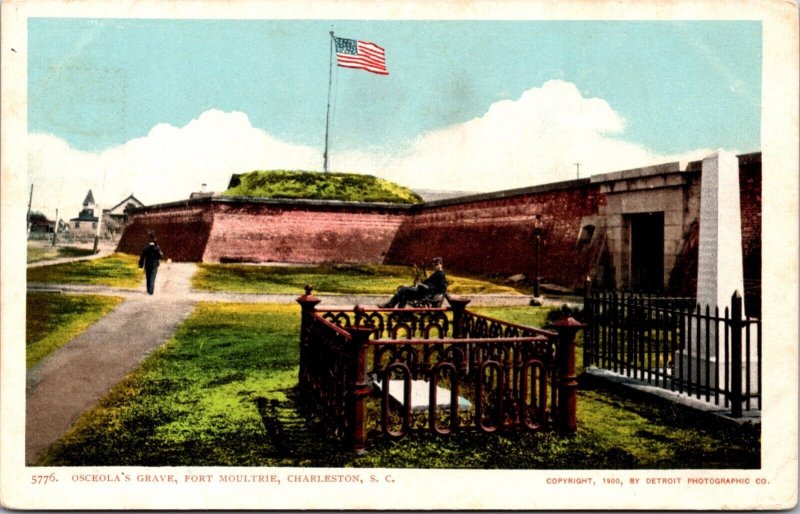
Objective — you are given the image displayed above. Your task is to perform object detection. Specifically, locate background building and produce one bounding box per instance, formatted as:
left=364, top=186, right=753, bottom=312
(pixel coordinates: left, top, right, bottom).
left=69, top=190, right=144, bottom=241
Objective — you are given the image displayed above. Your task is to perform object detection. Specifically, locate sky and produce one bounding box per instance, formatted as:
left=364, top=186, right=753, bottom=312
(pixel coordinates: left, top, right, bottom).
left=27, top=18, right=762, bottom=218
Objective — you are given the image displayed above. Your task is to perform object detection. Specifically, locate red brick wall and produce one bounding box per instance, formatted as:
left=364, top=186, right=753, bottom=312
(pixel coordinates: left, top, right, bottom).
left=739, top=158, right=761, bottom=296
left=202, top=202, right=410, bottom=264
left=116, top=202, right=214, bottom=261
left=386, top=182, right=602, bottom=290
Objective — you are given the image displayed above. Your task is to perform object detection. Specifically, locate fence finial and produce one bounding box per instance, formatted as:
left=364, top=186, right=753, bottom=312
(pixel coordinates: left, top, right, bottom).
left=296, top=285, right=320, bottom=306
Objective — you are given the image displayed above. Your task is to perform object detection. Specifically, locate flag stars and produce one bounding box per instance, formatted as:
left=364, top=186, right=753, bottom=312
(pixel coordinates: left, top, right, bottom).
left=335, top=37, right=358, bottom=55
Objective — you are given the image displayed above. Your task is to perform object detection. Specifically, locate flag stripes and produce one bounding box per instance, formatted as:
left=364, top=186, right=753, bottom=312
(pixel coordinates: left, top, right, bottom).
left=333, top=36, right=388, bottom=75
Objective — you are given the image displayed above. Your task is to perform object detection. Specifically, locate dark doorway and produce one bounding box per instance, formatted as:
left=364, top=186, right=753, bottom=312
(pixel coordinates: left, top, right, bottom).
left=629, top=212, right=664, bottom=292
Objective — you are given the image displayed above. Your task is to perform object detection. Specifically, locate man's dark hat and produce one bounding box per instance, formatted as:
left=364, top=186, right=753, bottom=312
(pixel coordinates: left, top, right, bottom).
left=432, top=257, right=443, bottom=265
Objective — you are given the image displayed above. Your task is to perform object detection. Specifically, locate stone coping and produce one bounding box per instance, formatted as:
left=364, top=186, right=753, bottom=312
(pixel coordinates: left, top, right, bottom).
left=591, top=151, right=761, bottom=184
left=419, top=177, right=591, bottom=207
left=590, top=161, right=686, bottom=184
left=130, top=195, right=417, bottom=214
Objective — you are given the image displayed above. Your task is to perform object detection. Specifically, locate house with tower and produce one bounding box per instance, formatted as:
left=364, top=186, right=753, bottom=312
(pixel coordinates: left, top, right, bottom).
left=69, top=190, right=99, bottom=238
left=70, top=190, right=144, bottom=240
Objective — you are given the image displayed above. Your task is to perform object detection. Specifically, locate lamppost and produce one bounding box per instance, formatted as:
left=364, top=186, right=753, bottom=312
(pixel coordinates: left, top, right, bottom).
left=532, top=215, right=544, bottom=298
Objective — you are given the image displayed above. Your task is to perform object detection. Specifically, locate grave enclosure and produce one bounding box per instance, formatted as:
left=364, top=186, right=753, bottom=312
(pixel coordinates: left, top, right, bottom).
left=296, top=287, right=582, bottom=452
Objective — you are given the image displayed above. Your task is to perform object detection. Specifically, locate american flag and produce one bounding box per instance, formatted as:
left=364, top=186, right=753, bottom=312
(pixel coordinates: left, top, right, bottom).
left=333, top=36, right=388, bottom=76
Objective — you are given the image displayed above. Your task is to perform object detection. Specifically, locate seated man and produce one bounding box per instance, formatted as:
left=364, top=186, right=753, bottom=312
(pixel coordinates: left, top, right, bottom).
left=379, top=257, right=448, bottom=308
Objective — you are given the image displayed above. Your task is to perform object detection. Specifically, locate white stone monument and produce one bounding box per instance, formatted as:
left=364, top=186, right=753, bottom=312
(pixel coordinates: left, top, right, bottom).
left=676, top=150, right=758, bottom=394
left=696, top=150, right=745, bottom=317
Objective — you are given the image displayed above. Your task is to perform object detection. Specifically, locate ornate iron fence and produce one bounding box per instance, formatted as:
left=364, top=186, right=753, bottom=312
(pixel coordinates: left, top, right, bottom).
left=583, top=280, right=761, bottom=417
left=297, top=287, right=582, bottom=452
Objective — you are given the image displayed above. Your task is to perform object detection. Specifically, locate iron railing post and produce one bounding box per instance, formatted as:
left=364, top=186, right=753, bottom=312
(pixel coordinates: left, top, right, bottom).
left=583, top=276, right=592, bottom=368
left=296, top=285, right=321, bottom=390
left=552, top=316, right=585, bottom=434
left=449, top=297, right=471, bottom=338
left=449, top=297, right=472, bottom=374
left=730, top=291, right=743, bottom=418
left=346, top=324, right=374, bottom=453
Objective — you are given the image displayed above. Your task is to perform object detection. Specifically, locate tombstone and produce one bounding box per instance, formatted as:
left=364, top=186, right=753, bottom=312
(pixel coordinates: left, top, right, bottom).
left=675, top=150, right=758, bottom=394
left=375, top=379, right=471, bottom=411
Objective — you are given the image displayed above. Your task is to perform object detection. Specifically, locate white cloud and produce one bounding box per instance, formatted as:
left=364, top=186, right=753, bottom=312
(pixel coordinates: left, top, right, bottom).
left=29, top=80, right=726, bottom=218
left=330, top=80, right=722, bottom=191
left=369, top=80, right=707, bottom=191
left=28, top=109, right=322, bottom=218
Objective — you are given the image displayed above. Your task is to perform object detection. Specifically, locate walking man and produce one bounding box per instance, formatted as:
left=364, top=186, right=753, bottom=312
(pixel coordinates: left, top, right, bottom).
left=139, top=231, right=165, bottom=295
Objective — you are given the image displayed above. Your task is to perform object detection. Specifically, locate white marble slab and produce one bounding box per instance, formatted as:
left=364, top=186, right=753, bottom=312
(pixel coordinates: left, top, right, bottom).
left=375, top=379, right=471, bottom=411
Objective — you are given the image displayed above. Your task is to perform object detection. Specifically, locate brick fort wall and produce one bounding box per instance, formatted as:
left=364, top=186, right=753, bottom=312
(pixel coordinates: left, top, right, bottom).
left=385, top=180, right=602, bottom=289
left=201, top=200, right=410, bottom=263
left=116, top=201, right=214, bottom=261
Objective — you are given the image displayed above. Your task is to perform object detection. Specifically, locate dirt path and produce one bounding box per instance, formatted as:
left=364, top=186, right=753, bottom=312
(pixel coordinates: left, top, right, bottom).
left=25, top=263, right=197, bottom=464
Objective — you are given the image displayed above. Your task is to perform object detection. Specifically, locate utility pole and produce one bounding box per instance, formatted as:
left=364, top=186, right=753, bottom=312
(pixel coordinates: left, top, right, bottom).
left=93, top=170, right=108, bottom=254
left=93, top=207, right=103, bottom=253
left=575, top=162, right=581, bottom=179
left=52, top=208, right=59, bottom=246
left=26, top=184, right=33, bottom=235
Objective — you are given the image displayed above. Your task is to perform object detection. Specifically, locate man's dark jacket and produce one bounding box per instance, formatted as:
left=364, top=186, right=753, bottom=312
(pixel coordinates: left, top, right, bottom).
left=139, top=243, right=162, bottom=270
left=421, top=270, right=448, bottom=295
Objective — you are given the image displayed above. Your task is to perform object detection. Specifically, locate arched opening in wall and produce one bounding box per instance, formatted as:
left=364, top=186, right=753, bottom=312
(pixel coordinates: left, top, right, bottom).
left=625, top=212, right=664, bottom=292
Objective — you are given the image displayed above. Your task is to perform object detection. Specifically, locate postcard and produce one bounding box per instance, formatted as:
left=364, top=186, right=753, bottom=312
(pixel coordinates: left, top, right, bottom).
left=1, top=0, right=797, bottom=510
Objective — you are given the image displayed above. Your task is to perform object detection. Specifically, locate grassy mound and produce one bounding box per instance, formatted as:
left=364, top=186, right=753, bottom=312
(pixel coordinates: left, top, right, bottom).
left=222, top=170, right=423, bottom=204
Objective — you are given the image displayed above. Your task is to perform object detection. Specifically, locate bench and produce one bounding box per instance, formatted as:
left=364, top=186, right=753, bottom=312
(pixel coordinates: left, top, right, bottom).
left=407, top=292, right=447, bottom=308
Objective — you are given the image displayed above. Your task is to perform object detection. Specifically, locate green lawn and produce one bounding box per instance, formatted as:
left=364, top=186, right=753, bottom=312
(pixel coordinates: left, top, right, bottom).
left=27, top=244, right=96, bottom=263
left=27, top=253, right=142, bottom=288
left=38, top=303, right=758, bottom=468
left=27, top=292, right=123, bottom=368
left=472, top=305, right=562, bottom=334
left=193, top=263, right=524, bottom=295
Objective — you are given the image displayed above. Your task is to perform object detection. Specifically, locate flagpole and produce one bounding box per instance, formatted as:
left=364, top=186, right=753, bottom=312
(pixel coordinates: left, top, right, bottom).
left=323, top=31, right=335, bottom=173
